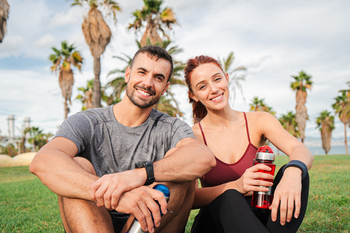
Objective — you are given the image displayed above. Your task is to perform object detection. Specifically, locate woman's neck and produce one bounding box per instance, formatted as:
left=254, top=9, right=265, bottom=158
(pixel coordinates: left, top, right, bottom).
left=203, top=106, right=241, bottom=129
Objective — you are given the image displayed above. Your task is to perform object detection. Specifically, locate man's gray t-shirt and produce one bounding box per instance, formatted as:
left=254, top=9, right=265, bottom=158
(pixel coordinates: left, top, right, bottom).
left=55, top=105, right=195, bottom=177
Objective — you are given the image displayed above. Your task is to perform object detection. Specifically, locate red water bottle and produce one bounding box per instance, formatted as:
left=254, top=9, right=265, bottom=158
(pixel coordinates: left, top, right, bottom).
left=251, top=146, right=276, bottom=209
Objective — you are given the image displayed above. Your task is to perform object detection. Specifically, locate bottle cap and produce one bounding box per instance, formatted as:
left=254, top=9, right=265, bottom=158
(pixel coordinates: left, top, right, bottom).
left=153, top=184, right=170, bottom=201
left=256, top=146, right=275, bottom=161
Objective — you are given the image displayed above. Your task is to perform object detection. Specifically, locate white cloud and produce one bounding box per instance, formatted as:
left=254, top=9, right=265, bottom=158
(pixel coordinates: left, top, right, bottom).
left=49, top=7, right=83, bottom=28
left=33, top=34, right=56, bottom=49
left=0, top=36, right=24, bottom=58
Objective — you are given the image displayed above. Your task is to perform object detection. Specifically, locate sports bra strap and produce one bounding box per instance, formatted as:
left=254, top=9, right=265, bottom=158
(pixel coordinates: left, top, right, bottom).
left=198, top=121, right=207, bottom=146
left=243, top=112, right=251, bottom=143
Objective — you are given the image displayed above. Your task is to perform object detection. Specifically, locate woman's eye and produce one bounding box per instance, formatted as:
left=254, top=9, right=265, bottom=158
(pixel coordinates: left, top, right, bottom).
left=199, top=85, right=206, bottom=90
left=215, top=77, right=222, bottom=82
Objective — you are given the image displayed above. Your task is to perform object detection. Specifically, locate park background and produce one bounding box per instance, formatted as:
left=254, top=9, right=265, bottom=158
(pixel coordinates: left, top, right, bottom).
left=0, top=0, right=350, bottom=156
left=0, top=1, right=349, bottom=232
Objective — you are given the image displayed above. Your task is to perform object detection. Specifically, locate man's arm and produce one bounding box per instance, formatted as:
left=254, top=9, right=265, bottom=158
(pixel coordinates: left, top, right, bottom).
left=91, top=137, right=215, bottom=209
left=30, top=137, right=101, bottom=200
left=153, top=137, right=216, bottom=182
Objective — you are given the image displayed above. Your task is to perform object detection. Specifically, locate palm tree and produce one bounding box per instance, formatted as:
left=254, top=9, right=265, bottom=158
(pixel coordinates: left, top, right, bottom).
left=128, top=0, right=177, bottom=47
left=249, top=96, right=276, bottom=146
left=27, top=127, right=43, bottom=152
left=332, top=90, right=350, bottom=155
left=16, top=125, right=31, bottom=154
left=76, top=78, right=115, bottom=110
left=49, top=41, right=83, bottom=119
left=72, top=0, right=121, bottom=108
left=76, top=79, right=94, bottom=110
left=249, top=96, right=276, bottom=116
left=290, top=70, right=313, bottom=143
left=279, top=111, right=300, bottom=139
left=218, top=52, right=247, bottom=106
left=316, top=110, right=335, bottom=155
left=0, top=0, right=9, bottom=43
left=106, top=53, right=132, bottom=101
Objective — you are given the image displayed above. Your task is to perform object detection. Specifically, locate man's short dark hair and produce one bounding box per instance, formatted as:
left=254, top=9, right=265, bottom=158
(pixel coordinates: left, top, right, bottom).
left=130, top=45, right=173, bottom=81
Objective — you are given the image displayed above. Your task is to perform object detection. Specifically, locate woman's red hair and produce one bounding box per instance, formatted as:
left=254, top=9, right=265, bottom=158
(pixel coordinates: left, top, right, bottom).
left=184, top=55, right=224, bottom=123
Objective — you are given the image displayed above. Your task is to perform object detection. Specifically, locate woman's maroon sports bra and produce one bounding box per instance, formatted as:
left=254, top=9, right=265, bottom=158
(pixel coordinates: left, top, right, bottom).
left=199, top=112, right=258, bottom=187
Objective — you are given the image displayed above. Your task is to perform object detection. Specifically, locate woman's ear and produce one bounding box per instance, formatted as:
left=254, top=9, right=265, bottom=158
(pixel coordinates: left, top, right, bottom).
left=188, top=91, right=199, bottom=102
left=225, top=72, right=229, bottom=82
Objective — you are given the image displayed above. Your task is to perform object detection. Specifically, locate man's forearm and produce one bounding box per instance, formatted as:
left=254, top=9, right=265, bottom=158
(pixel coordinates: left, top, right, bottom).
left=30, top=150, right=98, bottom=200
left=153, top=139, right=215, bottom=182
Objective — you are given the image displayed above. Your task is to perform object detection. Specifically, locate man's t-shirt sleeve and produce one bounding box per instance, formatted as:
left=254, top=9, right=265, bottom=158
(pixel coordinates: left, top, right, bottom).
left=170, top=118, right=195, bottom=148
left=55, top=112, right=94, bottom=154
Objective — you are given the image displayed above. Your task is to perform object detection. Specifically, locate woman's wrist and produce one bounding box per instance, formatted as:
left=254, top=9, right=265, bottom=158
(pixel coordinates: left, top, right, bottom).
left=283, top=160, right=308, bottom=179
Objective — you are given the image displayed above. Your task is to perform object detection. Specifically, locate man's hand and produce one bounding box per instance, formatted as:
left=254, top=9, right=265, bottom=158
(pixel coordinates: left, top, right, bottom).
left=90, top=169, right=147, bottom=210
left=270, top=167, right=302, bottom=225
left=116, top=186, right=168, bottom=233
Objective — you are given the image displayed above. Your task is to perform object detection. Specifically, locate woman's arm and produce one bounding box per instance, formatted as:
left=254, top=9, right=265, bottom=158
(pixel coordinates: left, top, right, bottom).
left=252, top=112, right=314, bottom=226
left=193, top=164, right=274, bottom=209
left=254, top=112, right=313, bottom=169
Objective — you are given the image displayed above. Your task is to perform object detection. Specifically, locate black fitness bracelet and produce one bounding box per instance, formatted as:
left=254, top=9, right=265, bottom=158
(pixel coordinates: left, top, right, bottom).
left=135, top=161, right=155, bottom=185
left=283, top=160, right=308, bottom=179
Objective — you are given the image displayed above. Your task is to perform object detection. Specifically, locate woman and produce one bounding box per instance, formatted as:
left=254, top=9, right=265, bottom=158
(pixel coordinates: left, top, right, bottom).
left=184, top=55, right=313, bottom=233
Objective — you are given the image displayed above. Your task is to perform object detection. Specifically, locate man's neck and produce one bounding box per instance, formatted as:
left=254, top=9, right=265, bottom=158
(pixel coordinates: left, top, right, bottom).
left=113, top=98, right=153, bottom=127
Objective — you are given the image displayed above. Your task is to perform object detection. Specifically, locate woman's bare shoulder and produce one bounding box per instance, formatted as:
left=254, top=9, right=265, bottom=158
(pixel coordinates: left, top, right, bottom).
left=191, top=123, right=204, bottom=142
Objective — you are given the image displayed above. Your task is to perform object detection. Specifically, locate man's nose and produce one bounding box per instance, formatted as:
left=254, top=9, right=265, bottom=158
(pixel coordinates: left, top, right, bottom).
left=142, top=74, right=153, bottom=87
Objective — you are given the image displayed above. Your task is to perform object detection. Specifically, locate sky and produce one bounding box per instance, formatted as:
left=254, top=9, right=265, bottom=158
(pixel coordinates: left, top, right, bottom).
left=0, top=0, right=349, bottom=142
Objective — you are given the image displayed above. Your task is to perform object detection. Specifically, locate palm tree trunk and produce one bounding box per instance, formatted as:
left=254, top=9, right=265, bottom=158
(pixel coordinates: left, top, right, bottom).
left=92, top=57, right=101, bottom=108
left=344, top=123, right=348, bottom=155
left=64, top=101, right=69, bottom=119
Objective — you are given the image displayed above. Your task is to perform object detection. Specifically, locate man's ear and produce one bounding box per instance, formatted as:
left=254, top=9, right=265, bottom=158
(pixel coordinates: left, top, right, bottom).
left=161, top=82, right=170, bottom=95
left=188, top=91, right=198, bottom=102
left=125, top=67, right=131, bottom=83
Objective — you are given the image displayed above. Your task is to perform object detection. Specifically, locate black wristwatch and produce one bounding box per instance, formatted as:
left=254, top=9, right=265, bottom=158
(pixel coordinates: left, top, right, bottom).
left=135, top=161, right=155, bottom=185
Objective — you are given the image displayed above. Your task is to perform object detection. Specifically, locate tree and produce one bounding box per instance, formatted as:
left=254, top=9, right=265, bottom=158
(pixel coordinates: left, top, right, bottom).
left=76, top=79, right=94, bottom=110
left=27, top=127, right=43, bottom=152
left=290, top=70, right=313, bottom=143
left=249, top=96, right=276, bottom=116
left=76, top=78, right=115, bottom=110
left=316, top=110, right=335, bottom=155
left=106, top=53, right=132, bottom=102
left=128, top=0, right=177, bottom=47
left=279, top=111, right=300, bottom=139
left=72, top=0, right=121, bottom=108
left=249, top=96, right=276, bottom=146
left=49, top=41, right=83, bottom=119
left=218, top=52, right=247, bottom=106
left=332, top=89, right=350, bottom=155
left=27, top=127, right=52, bottom=152
left=0, top=0, right=9, bottom=43
left=16, top=125, right=31, bottom=154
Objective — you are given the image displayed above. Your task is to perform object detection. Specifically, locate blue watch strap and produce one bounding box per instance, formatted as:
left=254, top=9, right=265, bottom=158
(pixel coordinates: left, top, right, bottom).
left=283, top=160, right=308, bottom=179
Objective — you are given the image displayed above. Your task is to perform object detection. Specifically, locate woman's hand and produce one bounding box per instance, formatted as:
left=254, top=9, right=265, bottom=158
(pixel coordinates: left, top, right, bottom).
left=270, top=167, right=302, bottom=226
left=230, top=164, right=274, bottom=195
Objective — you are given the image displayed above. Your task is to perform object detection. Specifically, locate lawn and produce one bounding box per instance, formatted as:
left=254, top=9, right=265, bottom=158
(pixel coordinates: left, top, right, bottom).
left=1, top=155, right=349, bottom=233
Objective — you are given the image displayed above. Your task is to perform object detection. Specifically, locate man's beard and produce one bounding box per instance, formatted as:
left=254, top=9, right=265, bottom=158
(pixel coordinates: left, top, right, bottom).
left=126, top=83, right=162, bottom=109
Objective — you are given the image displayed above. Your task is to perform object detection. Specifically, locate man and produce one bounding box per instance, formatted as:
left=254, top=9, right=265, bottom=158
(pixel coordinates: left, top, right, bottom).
left=30, top=45, right=216, bottom=233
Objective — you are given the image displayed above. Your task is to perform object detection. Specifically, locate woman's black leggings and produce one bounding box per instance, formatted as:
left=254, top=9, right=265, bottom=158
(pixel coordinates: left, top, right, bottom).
left=191, top=165, right=310, bottom=233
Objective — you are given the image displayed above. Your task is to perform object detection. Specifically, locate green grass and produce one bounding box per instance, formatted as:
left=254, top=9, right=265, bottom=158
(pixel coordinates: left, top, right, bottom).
left=1, top=155, right=349, bottom=232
